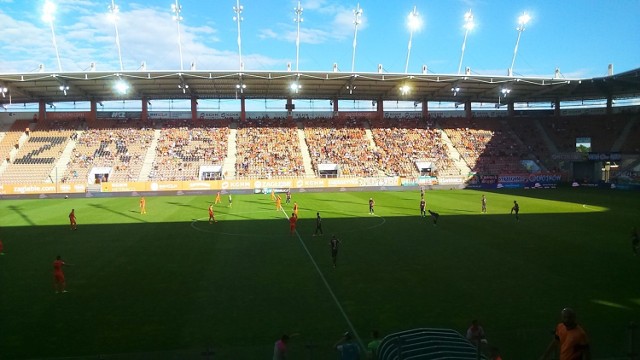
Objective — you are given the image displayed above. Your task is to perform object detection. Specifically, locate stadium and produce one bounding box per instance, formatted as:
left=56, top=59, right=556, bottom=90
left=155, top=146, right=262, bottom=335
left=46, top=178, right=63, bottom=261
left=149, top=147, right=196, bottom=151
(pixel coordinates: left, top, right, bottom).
left=1, top=1, right=639, bottom=359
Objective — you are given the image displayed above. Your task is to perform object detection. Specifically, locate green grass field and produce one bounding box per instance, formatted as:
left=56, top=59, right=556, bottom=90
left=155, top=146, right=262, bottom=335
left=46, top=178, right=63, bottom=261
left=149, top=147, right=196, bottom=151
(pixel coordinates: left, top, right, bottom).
left=0, top=188, right=639, bottom=359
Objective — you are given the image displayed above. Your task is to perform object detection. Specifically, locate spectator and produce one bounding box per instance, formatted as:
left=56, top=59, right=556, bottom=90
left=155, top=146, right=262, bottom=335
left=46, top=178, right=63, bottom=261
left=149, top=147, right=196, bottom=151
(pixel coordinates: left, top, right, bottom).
left=273, top=334, right=289, bottom=360
left=334, top=331, right=361, bottom=360
left=367, top=330, right=381, bottom=359
left=466, top=319, right=487, bottom=346
left=540, top=307, right=590, bottom=360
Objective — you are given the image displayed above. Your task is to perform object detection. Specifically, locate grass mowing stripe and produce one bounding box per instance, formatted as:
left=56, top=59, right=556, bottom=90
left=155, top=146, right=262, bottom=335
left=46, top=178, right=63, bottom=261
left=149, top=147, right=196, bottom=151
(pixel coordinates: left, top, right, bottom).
left=280, top=206, right=366, bottom=352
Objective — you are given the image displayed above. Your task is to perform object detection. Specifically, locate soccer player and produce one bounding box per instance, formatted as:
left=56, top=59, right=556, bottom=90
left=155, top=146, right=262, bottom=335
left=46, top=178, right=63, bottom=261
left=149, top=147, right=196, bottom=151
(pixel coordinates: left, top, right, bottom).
left=428, top=210, right=440, bottom=225
left=369, top=198, right=375, bottom=215
left=53, top=255, right=71, bottom=293
left=481, top=195, right=487, bottom=213
left=214, top=191, right=222, bottom=204
left=289, top=212, right=298, bottom=236
left=293, top=202, right=299, bottom=217
left=330, top=234, right=341, bottom=268
left=208, top=204, right=217, bottom=224
left=313, top=212, right=324, bottom=236
left=139, top=197, right=146, bottom=214
left=69, top=209, right=77, bottom=230
left=511, top=200, right=520, bottom=222
left=228, top=194, right=233, bottom=208
left=270, top=189, right=276, bottom=201
left=286, top=189, right=291, bottom=204
left=276, top=195, right=283, bottom=211
left=420, top=187, right=425, bottom=199
left=420, top=198, right=426, bottom=217
left=0, top=239, right=4, bottom=255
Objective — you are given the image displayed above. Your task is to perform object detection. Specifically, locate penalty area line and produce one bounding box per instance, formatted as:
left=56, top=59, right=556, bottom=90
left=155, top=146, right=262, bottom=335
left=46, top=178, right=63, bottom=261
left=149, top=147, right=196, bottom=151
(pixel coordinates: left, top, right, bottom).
left=279, top=208, right=366, bottom=352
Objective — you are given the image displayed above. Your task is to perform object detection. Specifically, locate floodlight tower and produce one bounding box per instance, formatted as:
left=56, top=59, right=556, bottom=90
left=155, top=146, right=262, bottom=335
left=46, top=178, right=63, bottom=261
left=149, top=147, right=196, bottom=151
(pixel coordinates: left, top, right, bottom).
left=42, top=0, right=62, bottom=72
left=293, top=1, right=303, bottom=72
left=108, top=0, right=124, bottom=71
left=351, top=3, right=363, bottom=73
left=457, top=9, right=474, bottom=75
left=404, top=6, right=421, bottom=74
left=509, top=12, right=531, bottom=76
left=171, top=0, right=184, bottom=71
left=233, top=0, right=244, bottom=70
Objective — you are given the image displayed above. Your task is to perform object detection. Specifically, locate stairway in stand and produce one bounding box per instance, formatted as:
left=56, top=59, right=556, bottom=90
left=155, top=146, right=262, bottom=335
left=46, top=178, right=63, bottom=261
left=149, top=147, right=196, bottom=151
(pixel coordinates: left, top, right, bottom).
left=296, top=121, right=315, bottom=177
left=222, top=121, right=238, bottom=179
left=137, top=129, right=161, bottom=181
left=47, top=130, right=82, bottom=183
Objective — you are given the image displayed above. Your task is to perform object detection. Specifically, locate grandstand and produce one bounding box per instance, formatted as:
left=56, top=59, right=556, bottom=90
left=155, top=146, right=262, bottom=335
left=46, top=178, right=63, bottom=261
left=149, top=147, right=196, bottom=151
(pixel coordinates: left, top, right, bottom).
left=0, top=15, right=639, bottom=360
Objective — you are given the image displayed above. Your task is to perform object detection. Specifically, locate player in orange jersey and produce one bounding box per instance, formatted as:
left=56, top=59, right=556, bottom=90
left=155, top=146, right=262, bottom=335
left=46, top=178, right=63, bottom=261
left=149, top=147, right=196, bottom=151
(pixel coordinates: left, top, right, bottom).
left=276, top=195, right=283, bottom=211
left=139, top=197, right=147, bottom=214
left=214, top=191, right=222, bottom=204
left=270, top=189, right=276, bottom=201
left=53, top=255, right=72, bottom=293
left=293, top=202, right=299, bottom=217
left=208, top=204, right=217, bottom=224
left=289, top=213, right=298, bottom=236
left=69, top=209, right=77, bottom=230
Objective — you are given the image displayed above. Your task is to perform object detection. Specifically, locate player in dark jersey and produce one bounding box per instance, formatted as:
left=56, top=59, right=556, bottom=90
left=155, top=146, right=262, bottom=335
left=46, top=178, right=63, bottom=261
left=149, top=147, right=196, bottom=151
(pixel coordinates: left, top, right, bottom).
left=313, top=212, right=324, bottom=236
left=420, top=198, right=426, bottom=217
left=330, top=235, right=341, bottom=268
left=481, top=195, right=487, bottom=213
left=428, top=210, right=440, bottom=225
left=369, top=198, right=375, bottom=215
left=511, top=200, right=520, bottom=222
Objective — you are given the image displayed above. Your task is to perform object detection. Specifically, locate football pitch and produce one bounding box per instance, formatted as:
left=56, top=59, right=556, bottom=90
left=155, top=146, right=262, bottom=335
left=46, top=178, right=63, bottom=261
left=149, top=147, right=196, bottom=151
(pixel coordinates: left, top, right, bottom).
left=0, top=188, right=638, bottom=359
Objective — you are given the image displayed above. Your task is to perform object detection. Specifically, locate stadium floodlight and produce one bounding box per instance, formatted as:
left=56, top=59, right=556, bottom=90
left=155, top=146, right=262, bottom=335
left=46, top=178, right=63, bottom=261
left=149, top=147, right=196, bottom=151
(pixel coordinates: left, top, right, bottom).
left=290, top=82, right=302, bottom=93
left=178, top=82, right=189, bottom=94
left=171, top=0, right=184, bottom=71
left=235, top=83, right=246, bottom=94
left=457, top=9, right=474, bottom=75
left=108, top=0, right=124, bottom=71
left=351, top=3, right=363, bottom=73
left=451, top=86, right=460, bottom=96
left=509, top=12, right=531, bottom=76
left=404, top=6, right=421, bottom=74
left=293, top=1, right=303, bottom=72
left=0, top=86, right=7, bottom=98
left=114, top=78, right=129, bottom=95
left=400, top=84, right=411, bottom=95
left=233, top=0, right=244, bottom=71
left=42, top=0, right=62, bottom=72
left=59, top=83, right=69, bottom=96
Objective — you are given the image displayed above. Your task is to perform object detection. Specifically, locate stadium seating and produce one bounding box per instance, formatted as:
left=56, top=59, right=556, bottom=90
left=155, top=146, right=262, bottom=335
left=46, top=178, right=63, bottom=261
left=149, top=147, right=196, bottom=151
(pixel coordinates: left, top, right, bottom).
left=235, top=118, right=305, bottom=178
left=62, top=120, right=154, bottom=183
left=149, top=119, right=230, bottom=181
left=0, top=120, right=75, bottom=184
left=440, top=117, right=531, bottom=175
left=302, top=117, right=383, bottom=177
left=370, top=118, right=460, bottom=177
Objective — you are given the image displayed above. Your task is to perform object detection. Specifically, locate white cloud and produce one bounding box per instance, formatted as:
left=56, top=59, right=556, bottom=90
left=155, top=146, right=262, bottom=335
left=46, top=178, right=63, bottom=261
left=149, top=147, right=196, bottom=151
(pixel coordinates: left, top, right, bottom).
left=257, top=2, right=364, bottom=46
left=0, top=4, right=282, bottom=72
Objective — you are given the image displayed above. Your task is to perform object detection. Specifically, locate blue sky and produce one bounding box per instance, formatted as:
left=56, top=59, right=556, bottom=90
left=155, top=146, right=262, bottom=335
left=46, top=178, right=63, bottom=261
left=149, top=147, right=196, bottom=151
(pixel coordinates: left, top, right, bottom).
left=0, top=0, right=639, bottom=79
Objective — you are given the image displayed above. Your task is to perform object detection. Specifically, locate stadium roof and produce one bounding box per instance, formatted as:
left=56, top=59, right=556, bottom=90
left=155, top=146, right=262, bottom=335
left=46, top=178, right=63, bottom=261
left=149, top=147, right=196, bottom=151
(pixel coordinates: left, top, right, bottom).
left=1, top=67, right=639, bottom=106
